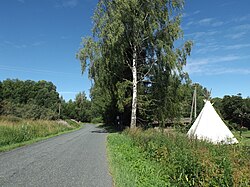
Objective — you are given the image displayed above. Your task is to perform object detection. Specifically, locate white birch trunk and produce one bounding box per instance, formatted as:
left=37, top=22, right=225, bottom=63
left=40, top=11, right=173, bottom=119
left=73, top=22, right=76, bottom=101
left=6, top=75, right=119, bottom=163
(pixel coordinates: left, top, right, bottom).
left=130, top=47, right=137, bottom=128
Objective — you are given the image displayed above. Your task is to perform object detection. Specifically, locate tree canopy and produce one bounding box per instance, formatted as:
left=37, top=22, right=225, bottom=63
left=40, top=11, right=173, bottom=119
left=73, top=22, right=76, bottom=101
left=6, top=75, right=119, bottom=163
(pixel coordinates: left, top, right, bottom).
left=78, top=0, right=192, bottom=127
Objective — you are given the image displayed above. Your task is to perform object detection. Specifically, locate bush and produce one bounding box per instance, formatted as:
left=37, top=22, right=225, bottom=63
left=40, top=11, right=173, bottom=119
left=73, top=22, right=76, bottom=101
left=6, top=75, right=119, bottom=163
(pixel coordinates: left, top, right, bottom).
left=91, top=116, right=103, bottom=124
left=1, top=101, right=58, bottom=120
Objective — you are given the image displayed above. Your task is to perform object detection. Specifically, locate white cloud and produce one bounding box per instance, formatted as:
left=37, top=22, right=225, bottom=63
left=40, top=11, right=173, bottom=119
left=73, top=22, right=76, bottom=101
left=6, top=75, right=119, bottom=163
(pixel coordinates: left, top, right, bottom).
left=0, top=65, right=75, bottom=76
left=225, top=32, right=246, bottom=39
left=17, top=0, right=25, bottom=3
left=211, top=21, right=224, bottom=27
left=233, top=14, right=250, bottom=22
left=186, top=65, right=250, bottom=75
left=198, top=18, right=214, bottom=25
left=61, top=36, right=71, bottom=40
left=185, top=18, right=224, bottom=27
left=193, top=10, right=200, bottom=15
left=210, top=68, right=250, bottom=75
left=186, top=21, right=194, bottom=26
left=56, top=0, right=78, bottom=8
left=186, top=30, right=218, bottom=39
left=189, top=55, right=243, bottom=65
left=3, top=41, right=27, bottom=49
left=186, top=55, right=250, bottom=75
left=31, top=41, right=46, bottom=47
left=224, top=44, right=250, bottom=50
left=2, top=40, right=45, bottom=48
left=63, top=0, right=78, bottom=8
left=234, top=24, right=250, bottom=31
left=182, top=10, right=200, bottom=18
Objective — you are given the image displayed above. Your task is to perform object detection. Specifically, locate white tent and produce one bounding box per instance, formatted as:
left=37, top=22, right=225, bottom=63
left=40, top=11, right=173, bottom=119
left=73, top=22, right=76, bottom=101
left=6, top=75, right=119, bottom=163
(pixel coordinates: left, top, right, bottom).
left=187, top=100, right=238, bottom=144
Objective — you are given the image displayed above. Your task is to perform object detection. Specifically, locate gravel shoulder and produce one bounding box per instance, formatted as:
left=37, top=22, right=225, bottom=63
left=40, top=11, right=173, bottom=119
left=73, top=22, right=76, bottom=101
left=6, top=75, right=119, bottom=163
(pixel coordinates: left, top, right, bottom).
left=0, top=124, right=112, bottom=187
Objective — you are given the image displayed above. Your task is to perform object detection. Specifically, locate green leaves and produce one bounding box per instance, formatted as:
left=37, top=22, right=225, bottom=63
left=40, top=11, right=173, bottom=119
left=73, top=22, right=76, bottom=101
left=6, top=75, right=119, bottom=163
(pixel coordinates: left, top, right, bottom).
left=0, top=79, right=60, bottom=120
left=78, top=0, right=193, bottom=126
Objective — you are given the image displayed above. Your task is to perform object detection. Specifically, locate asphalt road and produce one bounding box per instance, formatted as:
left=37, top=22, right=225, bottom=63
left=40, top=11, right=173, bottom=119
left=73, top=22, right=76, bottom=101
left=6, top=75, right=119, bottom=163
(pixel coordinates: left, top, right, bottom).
left=0, top=124, right=113, bottom=187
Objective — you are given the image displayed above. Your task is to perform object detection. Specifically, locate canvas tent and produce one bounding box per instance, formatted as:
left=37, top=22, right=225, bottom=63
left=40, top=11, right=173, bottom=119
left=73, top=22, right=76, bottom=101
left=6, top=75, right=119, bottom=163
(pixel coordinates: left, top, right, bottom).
left=187, top=100, right=238, bottom=144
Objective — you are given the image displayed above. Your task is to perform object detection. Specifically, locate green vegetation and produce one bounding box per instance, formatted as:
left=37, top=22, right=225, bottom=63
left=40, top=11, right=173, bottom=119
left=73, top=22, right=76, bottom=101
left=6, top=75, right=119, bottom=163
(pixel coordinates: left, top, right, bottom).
left=78, top=0, right=192, bottom=127
left=0, top=116, right=81, bottom=152
left=0, top=79, right=93, bottom=122
left=213, top=94, right=250, bottom=130
left=233, top=130, right=250, bottom=147
left=107, top=129, right=250, bottom=187
left=61, top=92, right=92, bottom=122
left=77, top=0, right=250, bottom=131
left=0, top=79, right=60, bottom=120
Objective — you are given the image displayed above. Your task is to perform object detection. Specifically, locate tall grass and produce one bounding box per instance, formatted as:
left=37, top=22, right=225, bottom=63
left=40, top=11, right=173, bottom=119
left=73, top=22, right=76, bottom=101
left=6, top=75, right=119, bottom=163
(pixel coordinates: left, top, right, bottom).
left=107, top=128, right=250, bottom=187
left=0, top=116, right=79, bottom=148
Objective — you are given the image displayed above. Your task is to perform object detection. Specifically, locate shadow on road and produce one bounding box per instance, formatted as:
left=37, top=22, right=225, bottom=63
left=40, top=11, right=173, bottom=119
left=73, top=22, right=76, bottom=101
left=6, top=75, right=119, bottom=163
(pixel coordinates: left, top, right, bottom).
left=93, top=123, right=124, bottom=133
left=91, top=129, right=108, bottom=134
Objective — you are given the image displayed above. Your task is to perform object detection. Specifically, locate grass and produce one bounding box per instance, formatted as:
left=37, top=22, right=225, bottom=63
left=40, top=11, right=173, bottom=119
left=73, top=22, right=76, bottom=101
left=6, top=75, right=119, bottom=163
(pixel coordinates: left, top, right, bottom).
left=107, top=128, right=250, bottom=187
left=0, top=116, right=82, bottom=152
left=233, top=130, right=250, bottom=147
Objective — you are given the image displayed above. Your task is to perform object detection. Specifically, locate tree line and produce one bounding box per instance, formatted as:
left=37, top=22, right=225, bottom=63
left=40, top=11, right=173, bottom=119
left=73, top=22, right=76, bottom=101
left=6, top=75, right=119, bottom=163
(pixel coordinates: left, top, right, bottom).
left=0, top=79, right=248, bottom=129
left=0, top=79, right=92, bottom=122
left=213, top=94, right=250, bottom=129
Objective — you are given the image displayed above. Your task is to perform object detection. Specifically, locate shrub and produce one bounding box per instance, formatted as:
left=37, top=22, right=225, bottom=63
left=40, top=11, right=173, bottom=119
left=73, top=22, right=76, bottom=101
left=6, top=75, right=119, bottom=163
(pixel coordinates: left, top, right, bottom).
left=91, top=116, right=103, bottom=124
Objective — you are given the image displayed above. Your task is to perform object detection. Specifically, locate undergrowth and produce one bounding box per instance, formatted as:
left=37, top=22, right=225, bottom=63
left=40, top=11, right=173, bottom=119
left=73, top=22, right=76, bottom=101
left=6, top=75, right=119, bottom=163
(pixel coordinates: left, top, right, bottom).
left=107, top=128, right=250, bottom=187
left=0, top=116, right=81, bottom=149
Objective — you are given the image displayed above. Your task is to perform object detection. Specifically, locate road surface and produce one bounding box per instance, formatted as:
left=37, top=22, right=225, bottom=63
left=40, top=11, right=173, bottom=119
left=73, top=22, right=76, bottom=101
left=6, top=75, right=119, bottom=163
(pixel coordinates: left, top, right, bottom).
left=0, top=124, right=113, bottom=187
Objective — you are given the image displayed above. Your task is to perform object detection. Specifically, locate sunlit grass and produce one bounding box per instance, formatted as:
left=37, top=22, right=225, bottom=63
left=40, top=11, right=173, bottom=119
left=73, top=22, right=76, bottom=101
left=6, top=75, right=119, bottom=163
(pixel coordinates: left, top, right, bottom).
left=107, top=128, right=250, bottom=187
left=0, top=116, right=81, bottom=151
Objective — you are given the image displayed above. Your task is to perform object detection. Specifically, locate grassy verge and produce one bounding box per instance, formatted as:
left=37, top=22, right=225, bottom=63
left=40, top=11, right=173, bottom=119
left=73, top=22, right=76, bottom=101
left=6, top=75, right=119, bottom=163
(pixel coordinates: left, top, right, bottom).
left=233, top=130, right=250, bottom=147
left=0, top=116, right=82, bottom=152
left=107, top=128, right=250, bottom=187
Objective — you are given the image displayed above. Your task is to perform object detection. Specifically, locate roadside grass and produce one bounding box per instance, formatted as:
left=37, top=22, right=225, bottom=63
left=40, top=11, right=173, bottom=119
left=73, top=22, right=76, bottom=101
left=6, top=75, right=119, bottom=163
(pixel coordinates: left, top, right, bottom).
left=233, top=130, right=250, bottom=147
left=0, top=116, right=82, bottom=152
left=107, top=128, right=250, bottom=187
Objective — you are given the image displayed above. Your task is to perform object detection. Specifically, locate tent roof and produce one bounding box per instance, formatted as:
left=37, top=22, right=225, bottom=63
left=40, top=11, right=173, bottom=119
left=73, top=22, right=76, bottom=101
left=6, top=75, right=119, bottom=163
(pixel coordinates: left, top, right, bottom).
left=187, top=100, right=238, bottom=144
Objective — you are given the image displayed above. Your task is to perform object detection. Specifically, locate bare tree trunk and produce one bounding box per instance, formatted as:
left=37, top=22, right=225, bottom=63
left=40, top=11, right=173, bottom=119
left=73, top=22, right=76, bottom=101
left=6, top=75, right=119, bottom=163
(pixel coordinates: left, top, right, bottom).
left=130, top=47, right=137, bottom=128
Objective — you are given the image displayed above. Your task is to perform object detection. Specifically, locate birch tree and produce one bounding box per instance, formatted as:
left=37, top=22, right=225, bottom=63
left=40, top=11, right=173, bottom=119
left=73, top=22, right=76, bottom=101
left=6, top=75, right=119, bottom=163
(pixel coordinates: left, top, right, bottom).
left=78, top=0, right=192, bottom=128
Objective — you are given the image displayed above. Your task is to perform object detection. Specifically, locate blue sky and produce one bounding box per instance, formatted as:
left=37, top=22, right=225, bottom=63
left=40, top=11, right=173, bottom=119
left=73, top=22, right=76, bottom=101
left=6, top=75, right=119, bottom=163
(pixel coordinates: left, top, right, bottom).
left=0, top=0, right=249, bottom=101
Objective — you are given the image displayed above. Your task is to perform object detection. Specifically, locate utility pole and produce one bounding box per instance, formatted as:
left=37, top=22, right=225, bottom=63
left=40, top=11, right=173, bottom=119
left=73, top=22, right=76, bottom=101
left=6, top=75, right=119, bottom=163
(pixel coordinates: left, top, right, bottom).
left=194, top=86, right=197, bottom=119
left=190, top=85, right=197, bottom=122
left=58, top=103, right=61, bottom=119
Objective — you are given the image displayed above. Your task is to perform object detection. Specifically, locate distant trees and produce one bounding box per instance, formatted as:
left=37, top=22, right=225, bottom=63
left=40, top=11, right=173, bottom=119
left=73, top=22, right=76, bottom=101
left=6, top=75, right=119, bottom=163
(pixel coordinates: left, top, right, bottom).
left=219, top=94, right=250, bottom=129
left=60, top=92, right=91, bottom=122
left=0, top=79, right=60, bottom=120
left=0, top=79, right=92, bottom=122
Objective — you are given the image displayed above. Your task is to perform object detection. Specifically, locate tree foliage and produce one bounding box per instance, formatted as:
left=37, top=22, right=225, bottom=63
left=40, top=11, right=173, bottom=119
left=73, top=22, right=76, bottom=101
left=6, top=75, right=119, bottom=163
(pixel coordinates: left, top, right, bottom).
left=0, top=79, right=92, bottom=122
left=219, top=94, right=250, bottom=129
left=0, top=79, right=60, bottom=120
left=78, top=0, right=192, bottom=127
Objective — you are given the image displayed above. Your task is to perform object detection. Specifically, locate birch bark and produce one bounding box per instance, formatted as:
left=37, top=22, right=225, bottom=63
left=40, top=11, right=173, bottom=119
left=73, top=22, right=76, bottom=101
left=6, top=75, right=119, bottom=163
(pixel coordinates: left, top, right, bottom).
left=130, top=47, right=137, bottom=128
